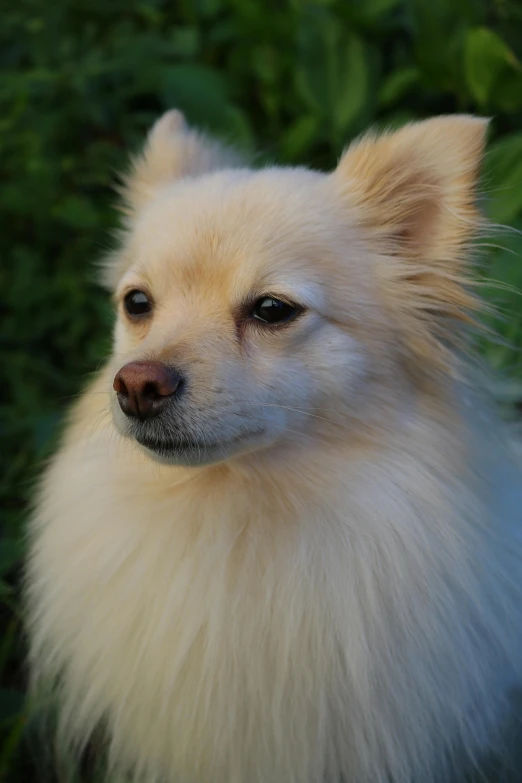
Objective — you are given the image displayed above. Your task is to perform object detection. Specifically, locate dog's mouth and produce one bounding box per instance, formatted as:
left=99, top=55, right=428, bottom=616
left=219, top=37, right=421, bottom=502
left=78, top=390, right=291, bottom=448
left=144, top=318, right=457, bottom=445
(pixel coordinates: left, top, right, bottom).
left=134, top=429, right=266, bottom=464
left=111, top=393, right=269, bottom=465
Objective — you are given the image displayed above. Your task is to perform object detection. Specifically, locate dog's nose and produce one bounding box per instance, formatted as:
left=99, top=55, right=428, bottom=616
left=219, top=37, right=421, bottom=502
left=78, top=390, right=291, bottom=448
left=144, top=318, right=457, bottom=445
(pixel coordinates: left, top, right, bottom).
left=113, top=361, right=182, bottom=420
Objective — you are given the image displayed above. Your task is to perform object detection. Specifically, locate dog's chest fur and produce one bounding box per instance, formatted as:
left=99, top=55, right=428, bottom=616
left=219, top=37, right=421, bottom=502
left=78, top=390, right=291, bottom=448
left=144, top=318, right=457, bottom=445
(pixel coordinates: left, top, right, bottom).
left=27, top=386, right=522, bottom=783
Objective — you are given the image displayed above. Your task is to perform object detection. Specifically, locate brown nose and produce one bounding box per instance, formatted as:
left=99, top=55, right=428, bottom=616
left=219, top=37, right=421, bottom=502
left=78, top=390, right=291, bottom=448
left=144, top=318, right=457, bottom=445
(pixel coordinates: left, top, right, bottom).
left=113, top=361, right=182, bottom=420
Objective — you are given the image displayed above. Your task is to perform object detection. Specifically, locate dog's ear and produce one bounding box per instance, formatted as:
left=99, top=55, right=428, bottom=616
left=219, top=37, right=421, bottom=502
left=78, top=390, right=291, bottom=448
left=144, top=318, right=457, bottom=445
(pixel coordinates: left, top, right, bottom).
left=334, top=115, right=489, bottom=370
left=102, top=111, right=242, bottom=289
left=120, top=110, right=241, bottom=214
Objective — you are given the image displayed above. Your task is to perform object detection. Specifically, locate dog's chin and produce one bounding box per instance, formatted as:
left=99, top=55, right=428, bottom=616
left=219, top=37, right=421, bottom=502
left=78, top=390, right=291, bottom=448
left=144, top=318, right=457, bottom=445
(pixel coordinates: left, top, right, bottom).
left=133, top=430, right=268, bottom=467
left=110, top=400, right=274, bottom=466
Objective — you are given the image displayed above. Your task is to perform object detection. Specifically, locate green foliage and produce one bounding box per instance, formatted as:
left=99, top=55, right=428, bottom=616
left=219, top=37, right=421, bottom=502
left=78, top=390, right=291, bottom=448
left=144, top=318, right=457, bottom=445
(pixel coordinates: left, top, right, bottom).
left=1, top=0, right=522, bottom=778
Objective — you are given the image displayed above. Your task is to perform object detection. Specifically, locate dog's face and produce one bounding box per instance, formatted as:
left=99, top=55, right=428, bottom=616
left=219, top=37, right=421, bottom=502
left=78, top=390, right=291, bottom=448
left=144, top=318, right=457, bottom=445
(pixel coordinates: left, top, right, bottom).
left=110, top=167, right=380, bottom=465
left=108, top=111, right=487, bottom=466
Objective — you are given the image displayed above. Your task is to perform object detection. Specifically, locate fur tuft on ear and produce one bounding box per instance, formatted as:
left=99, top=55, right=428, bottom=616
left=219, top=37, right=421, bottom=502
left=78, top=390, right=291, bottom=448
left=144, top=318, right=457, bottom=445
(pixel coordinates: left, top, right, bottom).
left=120, top=109, right=242, bottom=214
left=100, top=111, right=243, bottom=289
left=334, top=115, right=490, bottom=371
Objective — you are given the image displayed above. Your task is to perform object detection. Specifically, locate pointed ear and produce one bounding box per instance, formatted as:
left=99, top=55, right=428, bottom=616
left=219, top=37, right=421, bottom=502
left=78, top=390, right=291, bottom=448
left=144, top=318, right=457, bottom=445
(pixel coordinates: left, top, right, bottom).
left=333, top=115, right=489, bottom=370
left=120, top=110, right=241, bottom=213
left=101, top=111, right=242, bottom=288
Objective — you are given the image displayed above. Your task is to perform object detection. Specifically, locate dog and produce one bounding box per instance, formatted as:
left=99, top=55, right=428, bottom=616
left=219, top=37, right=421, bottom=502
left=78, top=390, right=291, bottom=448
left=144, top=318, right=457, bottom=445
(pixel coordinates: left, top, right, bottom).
left=26, top=110, right=522, bottom=783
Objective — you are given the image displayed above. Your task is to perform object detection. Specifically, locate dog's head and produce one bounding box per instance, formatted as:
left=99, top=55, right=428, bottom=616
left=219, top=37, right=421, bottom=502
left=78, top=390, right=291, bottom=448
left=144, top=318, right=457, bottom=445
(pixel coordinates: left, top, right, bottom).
left=106, top=110, right=488, bottom=466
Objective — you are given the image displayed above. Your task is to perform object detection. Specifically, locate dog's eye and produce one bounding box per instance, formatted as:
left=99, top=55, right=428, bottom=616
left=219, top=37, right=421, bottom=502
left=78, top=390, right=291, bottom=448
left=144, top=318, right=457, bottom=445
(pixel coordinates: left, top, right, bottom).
left=124, top=290, right=152, bottom=317
left=250, top=297, right=298, bottom=325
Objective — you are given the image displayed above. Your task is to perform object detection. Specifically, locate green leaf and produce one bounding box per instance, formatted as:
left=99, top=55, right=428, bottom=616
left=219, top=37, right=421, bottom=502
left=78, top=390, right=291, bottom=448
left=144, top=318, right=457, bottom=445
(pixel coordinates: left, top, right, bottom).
left=296, top=9, right=369, bottom=141
left=378, top=68, right=420, bottom=108
left=280, top=115, right=321, bottom=161
left=193, top=0, right=224, bottom=18
left=358, top=0, right=402, bottom=23
left=477, top=215, right=522, bottom=378
left=170, top=27, right=200, bottom=58
left=52, top=195, right=100, bottom=229
left=411, top=0, right=479, bottom=92
left=495, top=70, right=522, bottom=113
left=484, top=134, right=522, bottom=223
left=333, top=35, right=369, bottom=137
left=296, top=8, right=340, bottom=116
left=222, top=107, right=255, bottom=152
left=465, top=27, right=521, bottom=107
left=161, top=65, right=232, bottom=133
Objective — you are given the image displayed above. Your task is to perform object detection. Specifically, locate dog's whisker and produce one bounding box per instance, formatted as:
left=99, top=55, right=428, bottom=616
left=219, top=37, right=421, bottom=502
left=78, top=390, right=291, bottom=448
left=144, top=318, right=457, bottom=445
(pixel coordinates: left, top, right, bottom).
left=233, top=401, right=353, bottom=431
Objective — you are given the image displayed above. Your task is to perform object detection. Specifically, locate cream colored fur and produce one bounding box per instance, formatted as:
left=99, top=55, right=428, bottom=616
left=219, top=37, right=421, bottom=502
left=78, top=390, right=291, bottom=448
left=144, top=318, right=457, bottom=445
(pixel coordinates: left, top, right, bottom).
left=26, top=111, right=522, bottom=783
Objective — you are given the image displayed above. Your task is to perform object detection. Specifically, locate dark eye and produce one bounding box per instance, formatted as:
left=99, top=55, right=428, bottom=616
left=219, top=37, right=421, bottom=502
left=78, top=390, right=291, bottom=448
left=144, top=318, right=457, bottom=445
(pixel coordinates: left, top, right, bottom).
left=250, top=297, right=299, bottom=325
left=124, top=289, right=152, bottom=317
left=250, top=296, right=300, bottom=324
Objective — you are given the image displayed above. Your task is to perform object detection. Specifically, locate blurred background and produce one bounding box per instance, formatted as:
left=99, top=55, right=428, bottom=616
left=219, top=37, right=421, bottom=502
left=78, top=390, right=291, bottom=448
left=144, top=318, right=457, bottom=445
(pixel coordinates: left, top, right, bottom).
left=2, top=0, right=522, bottom=779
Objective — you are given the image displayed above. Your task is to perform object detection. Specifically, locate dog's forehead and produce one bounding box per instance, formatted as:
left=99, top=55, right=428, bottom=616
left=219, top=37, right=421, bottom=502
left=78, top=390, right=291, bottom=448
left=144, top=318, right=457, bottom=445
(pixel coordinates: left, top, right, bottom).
left=127, top=168, right=341, bottom=297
